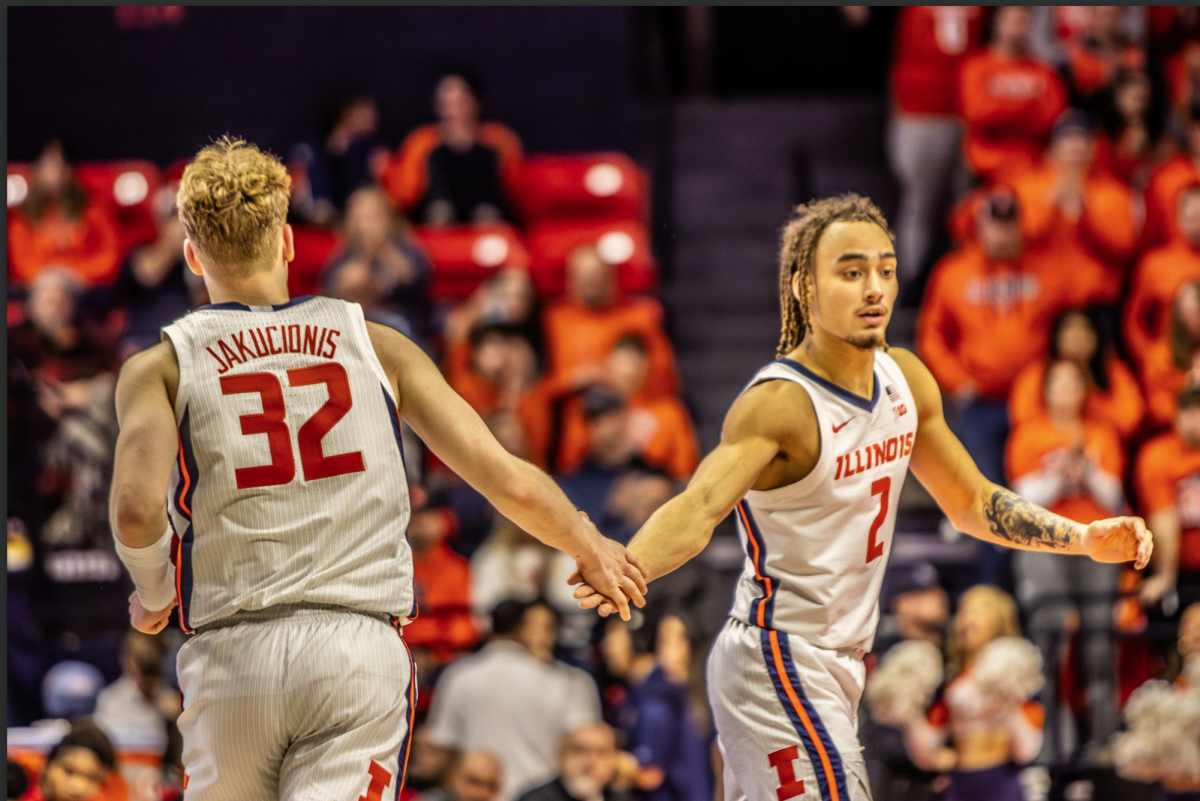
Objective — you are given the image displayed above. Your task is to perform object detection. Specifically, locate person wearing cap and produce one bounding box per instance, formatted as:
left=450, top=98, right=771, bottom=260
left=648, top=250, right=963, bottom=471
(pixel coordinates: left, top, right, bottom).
left=555, top=334, right=700, bottom=481
left=958, top=6, right=1068, bottom=181
left=556, top=386, right=642, bottom=531
left=1007, top=108, right=1137, bottom=304
left=1143, top=98, right=1200, bottom=249
left=1125, top=183, right=1200, bottom=371
left=918, top=187, right=1082, bottom=583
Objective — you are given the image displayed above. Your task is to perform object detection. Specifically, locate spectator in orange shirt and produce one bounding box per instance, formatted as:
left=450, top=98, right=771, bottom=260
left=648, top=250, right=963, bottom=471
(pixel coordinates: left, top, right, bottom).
left=1134, top=386, right=1200, bottom=612
left=1008, top=109, right=1137, bottom=302
left=1009, top=307, right=1144, bottom=441
left=555, top=334, right=699, bottom=481
left=1007, top=359, right=1126, bottom=760
left=958, top=6, right=1068, bottom=181
left=1125, top=184, right=1200, bottom=369
left=382, top=72, right=522, bottom=226
left=1143, top=281, right=1200, bottom=429
left=406, top=483, right=481, bottom=669
left=8, top=140, right=122, bottom=287
left=449, top=323, right=562, bottom=469
left=542, top=244, right=679, bottom=400
left=1142, top=99, right=1200, bottom=248
left=888, top=6, right=984, bottom=290
left=919, top=189, right=1080, bottom=476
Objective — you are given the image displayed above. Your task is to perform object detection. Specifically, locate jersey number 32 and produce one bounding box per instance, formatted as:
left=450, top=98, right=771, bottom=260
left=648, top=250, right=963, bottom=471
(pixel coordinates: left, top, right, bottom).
left=220, top=362, right=365, bottom=489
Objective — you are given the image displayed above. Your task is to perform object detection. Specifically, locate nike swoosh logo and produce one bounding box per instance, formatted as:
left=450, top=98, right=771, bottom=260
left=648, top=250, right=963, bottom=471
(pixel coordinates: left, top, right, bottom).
left=832, top=419, right=853, bottom=433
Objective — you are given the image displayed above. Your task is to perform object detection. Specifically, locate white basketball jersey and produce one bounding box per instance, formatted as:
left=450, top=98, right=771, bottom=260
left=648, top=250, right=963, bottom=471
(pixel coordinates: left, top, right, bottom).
left=161, top=296, right=412, bottom=631
left=729, top=353, right=918, bottom=652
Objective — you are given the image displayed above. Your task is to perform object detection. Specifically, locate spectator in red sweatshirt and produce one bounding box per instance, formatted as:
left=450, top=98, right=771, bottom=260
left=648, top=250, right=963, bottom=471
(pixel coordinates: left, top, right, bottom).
left=959, top=6, right=1069, bottom=181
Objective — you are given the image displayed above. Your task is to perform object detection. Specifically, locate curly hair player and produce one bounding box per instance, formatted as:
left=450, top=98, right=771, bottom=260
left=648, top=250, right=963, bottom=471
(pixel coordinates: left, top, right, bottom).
left=573, top=194, right=1153, bottom=801
left=109, top=137, right=646, bottom=801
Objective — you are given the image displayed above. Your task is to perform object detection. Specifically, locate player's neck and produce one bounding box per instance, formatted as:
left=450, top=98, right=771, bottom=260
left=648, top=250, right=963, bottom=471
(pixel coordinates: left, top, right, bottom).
left=789, top=332, right=877, bottom=401
left=203, top=266, right=291, bottom=307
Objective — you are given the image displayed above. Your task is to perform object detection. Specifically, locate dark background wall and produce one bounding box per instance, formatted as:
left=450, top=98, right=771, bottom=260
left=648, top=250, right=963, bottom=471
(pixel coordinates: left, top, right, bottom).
left=8, top=7, right=643, bottom=164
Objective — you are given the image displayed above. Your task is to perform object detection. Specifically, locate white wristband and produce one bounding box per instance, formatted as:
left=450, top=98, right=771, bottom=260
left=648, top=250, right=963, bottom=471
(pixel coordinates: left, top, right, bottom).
left=114, top=528, right=176, bottom=612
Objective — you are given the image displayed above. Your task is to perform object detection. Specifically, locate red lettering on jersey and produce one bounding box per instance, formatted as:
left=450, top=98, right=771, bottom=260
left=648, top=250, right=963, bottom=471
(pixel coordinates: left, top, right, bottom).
left=218, top=338, right=243, bottom=368
left=358, top=760, right=392, bottom=801
left=853, top=449, right=864, bottom=475
left=250, top=328, right=271, bottom=357
left=903, top=431, right=914, bottom=456
left=206, top=346, right=230, bottom=374
left=265, top=325, right=283, bottom=355
left=324, top=329, right=341, bottom=359
left=767, top=746, right=806, bottom=801
left=885, top=436, right=898, bottom=462
left=231, top=331, right=256, bottom=362
left=287, top=324, right=302, bottom=353
left=872, top=442, right=886, bottom=466
left=303, top=325, right=319, bottom=355
left=834, top=454, right=844, bottom=480
left=867, top=476, right=891, bottom=563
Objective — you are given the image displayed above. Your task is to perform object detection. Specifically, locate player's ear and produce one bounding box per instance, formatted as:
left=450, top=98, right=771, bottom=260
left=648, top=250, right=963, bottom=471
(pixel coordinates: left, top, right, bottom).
left=791, top=271, right=810, bottom=306
left=281, top=224, right=295, bottom=265
left=182, top=239, right=205, bottom=277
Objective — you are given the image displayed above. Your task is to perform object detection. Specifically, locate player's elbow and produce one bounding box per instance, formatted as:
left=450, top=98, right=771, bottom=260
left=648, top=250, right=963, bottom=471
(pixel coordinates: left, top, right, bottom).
left=111, top=490, right=165, bottom=548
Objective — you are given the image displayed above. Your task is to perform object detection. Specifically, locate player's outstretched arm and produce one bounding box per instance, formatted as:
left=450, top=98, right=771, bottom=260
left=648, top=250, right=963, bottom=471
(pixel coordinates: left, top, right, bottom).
left=367, top=323, right=647, bottom=620
left=575, top=380, right=813, bottom=615
left=110, top=342, right=181, bottom=632
left=889, top=349, right=1153, bottom=569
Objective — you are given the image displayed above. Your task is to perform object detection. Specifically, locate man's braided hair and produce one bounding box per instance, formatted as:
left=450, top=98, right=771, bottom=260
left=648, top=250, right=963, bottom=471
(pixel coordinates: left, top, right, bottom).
left=776, top=193, right=893, bottom=356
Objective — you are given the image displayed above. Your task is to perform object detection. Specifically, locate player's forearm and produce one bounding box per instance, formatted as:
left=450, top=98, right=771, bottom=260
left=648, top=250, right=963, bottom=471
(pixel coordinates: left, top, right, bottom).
left=485, top=457, right=599, bottom=559
left=959, top=483, right=1086, bottom=555
left=627, top=492, right=718, bottom=582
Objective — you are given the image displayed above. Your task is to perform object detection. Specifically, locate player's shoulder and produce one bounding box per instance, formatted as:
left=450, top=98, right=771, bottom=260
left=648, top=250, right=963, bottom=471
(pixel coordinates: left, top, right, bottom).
left=883, top=348, right=942, bottom=413
left=118, top=341, right=178, bottom=386
left=726, top=368, right=818, bottom=444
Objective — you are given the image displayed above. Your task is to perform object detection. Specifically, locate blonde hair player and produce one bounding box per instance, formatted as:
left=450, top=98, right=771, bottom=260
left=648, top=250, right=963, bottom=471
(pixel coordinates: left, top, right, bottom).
left=109, top=137, right=646, bottom=801
left=573, top=194, right=1152, bottom=801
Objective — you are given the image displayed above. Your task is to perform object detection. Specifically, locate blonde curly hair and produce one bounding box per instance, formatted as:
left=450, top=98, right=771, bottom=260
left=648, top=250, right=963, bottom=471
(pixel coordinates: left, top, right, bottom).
left=177, top=136, right=291, bottom=276
left=776, top=193, right=893, bottom=355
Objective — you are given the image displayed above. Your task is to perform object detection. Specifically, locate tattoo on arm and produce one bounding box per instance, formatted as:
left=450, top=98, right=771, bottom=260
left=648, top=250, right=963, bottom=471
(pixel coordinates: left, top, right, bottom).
left=982, top=488, right=1078, bottom=552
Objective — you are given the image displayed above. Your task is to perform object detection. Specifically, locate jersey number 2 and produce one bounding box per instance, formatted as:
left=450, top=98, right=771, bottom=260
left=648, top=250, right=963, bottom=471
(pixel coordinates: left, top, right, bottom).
left=866, top=477, right=890, bottom=564
left=220, top=363, right=365, bottom=489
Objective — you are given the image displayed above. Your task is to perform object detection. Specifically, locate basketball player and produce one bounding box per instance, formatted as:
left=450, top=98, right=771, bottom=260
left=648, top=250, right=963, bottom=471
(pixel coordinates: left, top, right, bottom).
left=572, top=195, right=1152, bottom=801
left=108, top=137, right=646, bottom=801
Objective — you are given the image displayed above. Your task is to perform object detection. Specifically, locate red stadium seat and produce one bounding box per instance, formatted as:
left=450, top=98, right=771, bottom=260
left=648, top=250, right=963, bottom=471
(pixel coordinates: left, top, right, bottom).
left=288, top=225, right=343, bottom=296
left=7, top=163, right=33, bottom=210
left=526, top=219, right=657, bottom=296
left=511, top=153, right=648, bottom=224
left=412, top=223, right=532, bottom=301
left=75, top=160, right=163, bottom=255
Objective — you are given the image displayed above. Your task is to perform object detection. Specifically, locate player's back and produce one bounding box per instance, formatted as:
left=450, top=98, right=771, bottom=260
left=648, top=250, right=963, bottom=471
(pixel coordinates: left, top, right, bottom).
left=729, top=352, right=918, bottom=653
left=162, top=295, right=412, bottom=631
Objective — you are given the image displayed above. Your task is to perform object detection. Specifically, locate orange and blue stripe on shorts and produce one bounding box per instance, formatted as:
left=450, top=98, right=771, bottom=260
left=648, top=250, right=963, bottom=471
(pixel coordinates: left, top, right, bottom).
left=738, top=502, right=848, bottom=801
left=395, top=637, right=418, bottom=801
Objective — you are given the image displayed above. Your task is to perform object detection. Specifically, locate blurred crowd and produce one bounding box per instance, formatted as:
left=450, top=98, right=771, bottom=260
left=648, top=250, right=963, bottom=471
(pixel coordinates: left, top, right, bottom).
left=9, top=5, right=1200, bottom=801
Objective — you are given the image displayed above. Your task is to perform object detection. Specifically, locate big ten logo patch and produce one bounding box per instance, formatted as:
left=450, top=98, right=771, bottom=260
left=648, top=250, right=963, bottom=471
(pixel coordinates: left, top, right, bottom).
left=768, top=746, right=806, bottom=800
left=892, top=403, right=907, bottom=419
